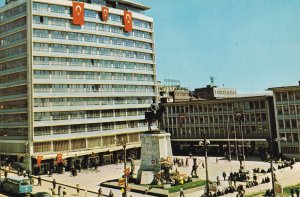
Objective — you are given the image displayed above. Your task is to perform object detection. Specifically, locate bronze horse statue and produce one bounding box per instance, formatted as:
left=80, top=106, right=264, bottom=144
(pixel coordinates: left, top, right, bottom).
left=145, top=104, right=166, bottom=131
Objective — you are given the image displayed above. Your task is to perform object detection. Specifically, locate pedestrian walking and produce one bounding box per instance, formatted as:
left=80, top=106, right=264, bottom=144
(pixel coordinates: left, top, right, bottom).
left=22, top=170, right=26, bottom=178
left=108, top=190, right=114, bottom=197
left=216, top=158, right=218, bottom=164
left=37, top=176, right=42, bottom=186
left=4, top=169, right=8, bottom=178
left=180, top=186, right=185, bottom=197
left=295, top=188, right=299, bottom=197
left=222, top=171, right=227, bottom=181
left=291, top=188, right=295, bottom=197
left=98, top=187, right=102, bottom=197
left=52, top=178, right=56, bottom=189
left=185, top=158, right=189, bottom=167
left=217, top=176, right=220, bottom=186
left=58, top=185, right=62, bottom=197
left=76, top=184, right=80, bottom=196
left=62, top=187, right=66, bottom=197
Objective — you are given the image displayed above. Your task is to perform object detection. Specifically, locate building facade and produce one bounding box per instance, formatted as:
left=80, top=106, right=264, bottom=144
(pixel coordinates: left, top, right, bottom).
left=271, top=84, right=300, bottom=159
left=193, top=85, right=237, bottom=100
left=162, top=95, right=276, bottom=158
left=0, top=0, right=156, bottom=173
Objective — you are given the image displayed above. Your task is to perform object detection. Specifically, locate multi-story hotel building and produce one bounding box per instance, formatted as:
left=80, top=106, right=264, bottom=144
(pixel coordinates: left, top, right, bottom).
left=270, top=83, right=300, bottom=159
left=0, top=0, right=156, bottom=173
left=162, top=95, right=277, bottom=157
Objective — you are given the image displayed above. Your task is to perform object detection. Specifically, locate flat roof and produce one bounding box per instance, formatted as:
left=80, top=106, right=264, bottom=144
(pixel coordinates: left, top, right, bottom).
left=268, top=85, right=300, bottom=91
left=106, top=0, right=150, bottom=11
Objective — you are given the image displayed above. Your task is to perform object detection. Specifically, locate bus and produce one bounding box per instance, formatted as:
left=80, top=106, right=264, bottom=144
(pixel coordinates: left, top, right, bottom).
left=0, top=176, right=32, bottom=195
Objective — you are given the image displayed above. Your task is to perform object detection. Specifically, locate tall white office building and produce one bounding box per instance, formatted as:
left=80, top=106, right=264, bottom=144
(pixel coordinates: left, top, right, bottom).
left=0, top=0, right=156, bottom=173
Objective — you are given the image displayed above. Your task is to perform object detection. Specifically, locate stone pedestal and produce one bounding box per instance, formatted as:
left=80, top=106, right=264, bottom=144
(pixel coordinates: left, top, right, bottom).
left=137, top=130, right=173, bottom=184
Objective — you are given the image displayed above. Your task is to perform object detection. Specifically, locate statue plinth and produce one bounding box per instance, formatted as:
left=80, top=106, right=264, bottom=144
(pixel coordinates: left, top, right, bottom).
left=137, top=129, right=173, bottom=184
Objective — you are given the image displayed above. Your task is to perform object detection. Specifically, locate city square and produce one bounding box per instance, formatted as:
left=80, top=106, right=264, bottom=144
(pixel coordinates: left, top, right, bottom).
left=1, top=0, right=300, bottom=196
left=2, top=156, right=300, bottom=196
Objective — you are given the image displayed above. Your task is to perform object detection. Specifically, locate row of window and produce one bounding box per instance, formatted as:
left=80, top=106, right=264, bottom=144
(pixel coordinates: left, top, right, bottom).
left=33, top=29, right=152, bottom=50
left=0, top=99, right=27, bottom=110
left=0, top=17, right=26, bottom=33
left=280, top=133, right=299, bottom=143
left=278, top=119, right=300, bottom=129
left=168, top=125, right=269, bottom=138
left=275, top=91, right=300, bottom=102
left=0, top=71, right=26, bottom=84
left=0, top=30, right=27, bottom=47
left=0, top=58, right=27, bottom=71
left=34, top=84, right=154, bottom=93
left=33, top=57, right=154, bottom=71
left=33, top=43, right=153, bottom=60
left=33, top=133, right=140, bottom=153
left=0, top=128, right=27, bottom=137
left=0, top=85, right=27, bottom=97
left=168, top=101, right=266, bottom=114
left=0, top=113, right=27, bottom=123
left=33, top=70, right=154, bottom=82
left=33, top=16, right=152, bottom=40
left=32, top=2, right=151, bottom=29
left=165, top=113, right=268, bottom=126
left=277, top=105, right=300, bottom=116
left=34, top=97, right=153, bottom=107
left=34, top=108, right=146, bottom=121
left=34, top=120, right=145, bottom=136
left=0, top=4, right=26, bottom=21
left=0, top=43, right=27, bottom=59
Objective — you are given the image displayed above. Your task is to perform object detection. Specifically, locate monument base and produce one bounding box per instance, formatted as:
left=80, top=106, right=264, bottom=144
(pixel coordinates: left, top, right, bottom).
left=137, top=129, right=173, bottom=183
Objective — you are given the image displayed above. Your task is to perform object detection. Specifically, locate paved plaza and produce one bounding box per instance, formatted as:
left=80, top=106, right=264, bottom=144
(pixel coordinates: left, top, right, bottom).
left=34, top=156, right=300, bottom=196
left=1, top=156, right=300, bottom=196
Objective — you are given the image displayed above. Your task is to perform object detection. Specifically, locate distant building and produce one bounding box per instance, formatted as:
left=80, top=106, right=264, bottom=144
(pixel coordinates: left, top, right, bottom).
left=270, top=82, right=300, bottom=159
left=158, top=79, right=192, bottom=103
left=193, top=85, right=237, bottom=100
left=162, top=95, right=276, bottom=157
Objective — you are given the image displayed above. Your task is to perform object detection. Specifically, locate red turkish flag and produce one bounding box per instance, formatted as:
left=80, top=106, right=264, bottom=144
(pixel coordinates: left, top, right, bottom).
left=72, top=2, right=84, bottom=25
left=123, top=10, right=132, bottom=32
left=101, top=6, right=109, bottom=22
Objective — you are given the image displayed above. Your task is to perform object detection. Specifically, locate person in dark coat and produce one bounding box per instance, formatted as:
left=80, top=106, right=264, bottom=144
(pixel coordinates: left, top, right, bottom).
left=52, top=178, right=56, bottom=189
left=295, top=188, right=299, bottom=197
left=37, top=176, right=42, bottom=186
left=223, top=171, right=227, bottom=181
left=58, top=185, right=62, bottom=197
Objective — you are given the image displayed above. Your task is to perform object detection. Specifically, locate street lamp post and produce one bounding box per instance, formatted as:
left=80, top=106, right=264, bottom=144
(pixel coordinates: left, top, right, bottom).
left=199, top=134, right=210, bottom=196
left=115, top=137, right=128, bottom=197
left=270, top=137, right=287, bottom=197
left=123, top=143, right=127, bottom=197
left=235, top=112, right=245, bottom=167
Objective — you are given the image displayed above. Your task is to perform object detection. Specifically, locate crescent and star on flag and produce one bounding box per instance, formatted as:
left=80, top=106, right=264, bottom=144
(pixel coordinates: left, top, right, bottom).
left=75, top=5, right=82, bottom=16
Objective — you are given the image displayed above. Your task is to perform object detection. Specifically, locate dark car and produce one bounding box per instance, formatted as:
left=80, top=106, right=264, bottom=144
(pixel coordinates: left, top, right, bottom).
left=31, top=192, right=52, bottom=197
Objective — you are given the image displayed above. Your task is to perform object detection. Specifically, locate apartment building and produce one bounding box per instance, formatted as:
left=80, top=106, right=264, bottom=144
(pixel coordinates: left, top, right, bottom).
left=0, top=0, right=156, bottom=173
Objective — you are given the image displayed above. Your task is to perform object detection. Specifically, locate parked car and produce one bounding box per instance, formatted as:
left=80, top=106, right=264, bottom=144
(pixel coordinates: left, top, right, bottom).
left=31, top=192, right=52, bottom=197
